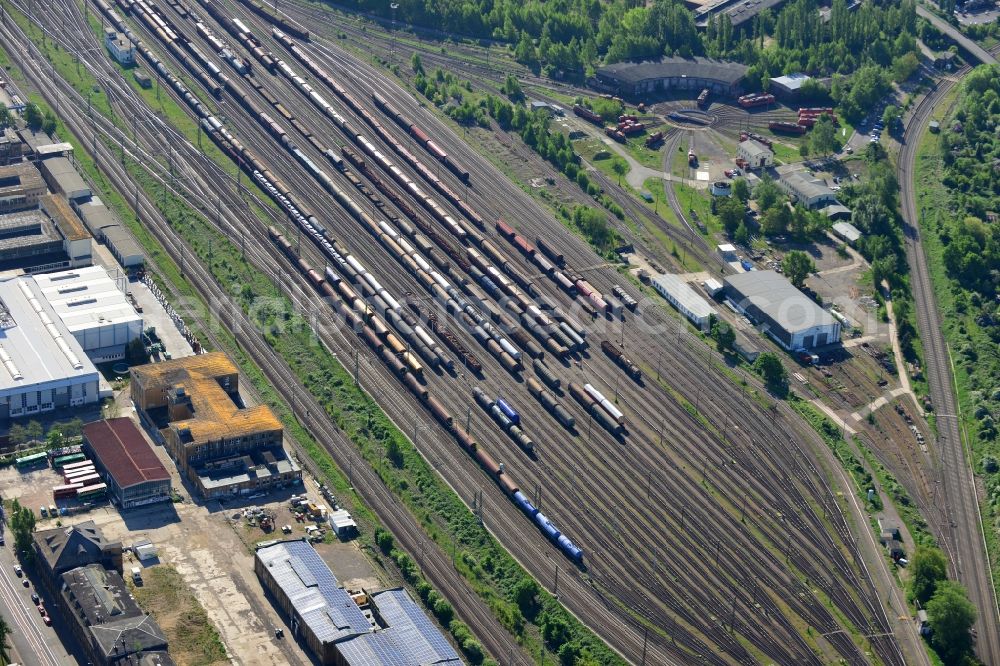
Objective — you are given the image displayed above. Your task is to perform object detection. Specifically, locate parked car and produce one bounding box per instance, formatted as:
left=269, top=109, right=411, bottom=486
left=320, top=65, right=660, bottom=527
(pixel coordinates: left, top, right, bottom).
left=13, top=565, right=22, bottom=577
left=31, top=592, right=39, bottom=604
left=42, top=615, right=51, bottom=627
left=37, top=604, right=46, bottom=616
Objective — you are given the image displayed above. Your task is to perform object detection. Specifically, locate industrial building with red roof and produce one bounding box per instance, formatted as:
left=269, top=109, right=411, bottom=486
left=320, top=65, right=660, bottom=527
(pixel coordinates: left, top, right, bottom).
left=82, top=418, right=172, bottom=509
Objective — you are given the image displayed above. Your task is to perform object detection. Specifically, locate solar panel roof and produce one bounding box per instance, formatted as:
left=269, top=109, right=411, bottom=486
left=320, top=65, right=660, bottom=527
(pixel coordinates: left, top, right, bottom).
left=256, top=540, right=371, bottom=644
left=335, top=589, right=462, bottom=665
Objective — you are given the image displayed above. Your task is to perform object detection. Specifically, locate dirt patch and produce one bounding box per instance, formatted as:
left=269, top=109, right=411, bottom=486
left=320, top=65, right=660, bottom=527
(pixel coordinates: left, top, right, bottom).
left=130, top=565, right=228, bottom=666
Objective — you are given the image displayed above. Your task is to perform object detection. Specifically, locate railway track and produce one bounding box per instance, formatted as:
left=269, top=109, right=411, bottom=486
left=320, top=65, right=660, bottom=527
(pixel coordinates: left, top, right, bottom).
left=897, top=62, right=1000, bottom=663
left=0, top=6, right=537, bottom=664
left=25, top=0, right=918, bottom=662
left=154, top=5, right=908, bottom=660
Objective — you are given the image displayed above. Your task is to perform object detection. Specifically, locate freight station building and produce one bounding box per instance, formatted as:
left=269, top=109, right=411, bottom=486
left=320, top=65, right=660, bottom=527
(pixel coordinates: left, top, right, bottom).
left=255, top=539, right=461, bottom=666
left=594, top=57, right=749, bottom=99
left=82, top=418, right=172, bottom=509
left=0, top=275, right=106, bottom=419
left=131, top=352, right=301, bottom=498
left=33, top=265, right=142, bottom=362
left=723, top=270, right=841, bottom=349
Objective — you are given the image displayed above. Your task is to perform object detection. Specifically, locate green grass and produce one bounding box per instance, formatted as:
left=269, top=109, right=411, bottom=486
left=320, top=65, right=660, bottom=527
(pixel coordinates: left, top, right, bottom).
left=768, top=138, right=804, bottom=164
left=129, top=566, right=227, bottom=665
left=674, top=182, right=721, bottom=237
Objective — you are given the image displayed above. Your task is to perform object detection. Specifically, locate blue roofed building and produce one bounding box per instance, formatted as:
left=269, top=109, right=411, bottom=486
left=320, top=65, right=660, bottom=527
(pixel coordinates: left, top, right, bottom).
left=254, top=539, right=373, bottom=664
left=256, top=540, right=463, bottom=665
left=336, top=588, right=462, bottom=666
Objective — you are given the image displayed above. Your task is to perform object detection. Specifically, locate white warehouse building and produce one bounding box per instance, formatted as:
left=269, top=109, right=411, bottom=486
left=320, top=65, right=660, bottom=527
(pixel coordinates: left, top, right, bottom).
left=723, top=270, right=840, bottom=349
left=0, top=277, right=105, bottom=419
left=652, top=273, right=715, bottom=330
left=33, top=266, right=142, bottom=363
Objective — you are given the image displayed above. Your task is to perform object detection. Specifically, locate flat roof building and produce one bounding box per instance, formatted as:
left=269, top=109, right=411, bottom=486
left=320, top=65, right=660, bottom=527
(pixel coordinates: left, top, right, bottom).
left=0, top=161, right=46, bottom=214
left=652, top=273, right=715, bottom=330
left=39, top=156, right=91, bottom=202
left=82, top=418, right=171, bottom=509
left=104, top=28, right=136, bottom=66
left=778, top=171, right=837, bottom=209
left=76, top=197, right=144, bottom=270
left=723, top=270, right=841, bottom=349
left=770, top=73, right=812, bottom=98
left=595, top=57, right=749, bottom=98
left=131, top=352, right=300, bottom=497
left=58, top=564, right=172, bottom=666
left=832, top=221, right=862, bottom=243
left=337, top=588, right=462, bottom=666
left=0, top=275, right=103, bottom=419
left=34, top=265, right=142, bottom=362
left=255, top=539, right=373, bottom=664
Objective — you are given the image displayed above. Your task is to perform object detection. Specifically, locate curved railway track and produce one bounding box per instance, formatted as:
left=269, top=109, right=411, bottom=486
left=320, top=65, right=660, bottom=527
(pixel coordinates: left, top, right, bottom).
left=26, top=1, right=918, bottom=663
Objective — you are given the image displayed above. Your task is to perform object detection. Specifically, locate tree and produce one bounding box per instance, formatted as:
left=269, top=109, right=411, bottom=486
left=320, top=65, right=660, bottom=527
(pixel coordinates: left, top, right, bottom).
left=24, top=420, right=43, bottom=444
left=0, top=103, right=11, bottom=129
left=46, top=429, right=65, bottom=451
left=753, top=175, right=782, bottom=212
left=734, top=222, right=750, bottom=247
left=910, top=546, right=949, bottom=604
left=512, top=578, right=541, bottom=618
left=882, top=105, right=902, bottom=131
left=7, top=423, right=27, bottom=447
left=716, top=196, right=744, bottom=236
left=711, top=320, right=736, bottom=352
left=927, top=580, right=976, bottom=664
left=783, top=250, right=816, bottom=288
left=41, top=110, right=57, bottom=136
left=809, top=115, right=839, bottom=156
left=761, top=206, right=791, bottom=236
left=753, top=352, right=788, bottom=395
left=0, top=613, right=10, bottom=666
left=125, top=338, right=148, bottom=365
left=892, top=52, right=920, bottom=83
left=23, top=102, right=43, bottom=131
left=410, top=53, right=424, bottom=75
left=386, top=437, right=403, bottom=467
left=9, top=499, right=36, bottom=562
left=732, top=178, right=750, bottom=203
left=611, top=159, right=626, bottom=186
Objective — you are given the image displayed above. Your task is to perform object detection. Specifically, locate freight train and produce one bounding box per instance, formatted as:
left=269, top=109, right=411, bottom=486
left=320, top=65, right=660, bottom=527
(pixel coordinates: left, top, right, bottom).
left=236, top=0, right=310, bottom=39
left=600, top=340, right=642, bottom=381
left=769, top=121, right=808, bottom=134
left=737, top=93, right=775, bottom=108
left=573, top=104, right=603, bottom=126
left=473, top=388, right=535, bottom=454
left=371, top=92, right=470, bottom=183
left=92, top=0, right=588, bottom=563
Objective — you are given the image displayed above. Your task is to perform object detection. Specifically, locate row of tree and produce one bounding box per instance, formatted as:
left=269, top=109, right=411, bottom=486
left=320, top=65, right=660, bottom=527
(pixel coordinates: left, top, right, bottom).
left=347, top=0, right=922, bottom=85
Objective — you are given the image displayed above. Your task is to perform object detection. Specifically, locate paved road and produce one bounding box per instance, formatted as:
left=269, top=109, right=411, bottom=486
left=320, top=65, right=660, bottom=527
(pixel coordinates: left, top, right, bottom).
left=0, top=537, right=71, bottom=666
left=898, top=71, right=1000, bottom=664
left=916, top=6, right=999, bottom=65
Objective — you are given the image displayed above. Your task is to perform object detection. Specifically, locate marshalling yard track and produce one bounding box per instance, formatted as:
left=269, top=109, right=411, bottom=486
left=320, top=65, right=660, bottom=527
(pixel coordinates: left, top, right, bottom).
left=6, top=0, right=929, bottom=662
